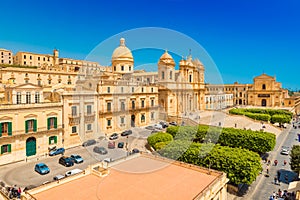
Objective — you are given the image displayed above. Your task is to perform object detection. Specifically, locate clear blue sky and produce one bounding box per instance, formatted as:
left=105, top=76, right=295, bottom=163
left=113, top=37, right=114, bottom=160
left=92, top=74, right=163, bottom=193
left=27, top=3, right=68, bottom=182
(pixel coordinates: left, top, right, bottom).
left=1, top=0, right=300, bottom=90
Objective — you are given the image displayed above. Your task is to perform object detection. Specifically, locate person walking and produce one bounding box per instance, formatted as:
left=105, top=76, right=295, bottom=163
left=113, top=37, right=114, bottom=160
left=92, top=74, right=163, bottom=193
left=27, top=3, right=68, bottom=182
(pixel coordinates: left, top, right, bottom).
left=274, top=159, right=278, bottom=166
left=284, top=160, right=287, bottom=166
left=274, top=176, right=278, bottom=185
left=266, top=165, right=270, bottom=175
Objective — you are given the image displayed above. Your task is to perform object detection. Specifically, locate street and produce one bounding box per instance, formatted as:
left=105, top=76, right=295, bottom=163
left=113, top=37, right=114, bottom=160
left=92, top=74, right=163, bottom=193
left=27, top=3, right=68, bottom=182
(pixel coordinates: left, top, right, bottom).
left=0, top=127, right=153, bottom=188
left=249, top=124, right=299, bottom=199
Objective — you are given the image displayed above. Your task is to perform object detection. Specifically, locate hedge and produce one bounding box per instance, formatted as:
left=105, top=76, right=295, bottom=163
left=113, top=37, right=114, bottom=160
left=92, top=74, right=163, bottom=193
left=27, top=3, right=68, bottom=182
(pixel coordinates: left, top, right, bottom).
left=165, top=125, right=276, bottom=153
left=159, top=141, right=262, bottom=185
left=229, top=108, right=292, bottom=122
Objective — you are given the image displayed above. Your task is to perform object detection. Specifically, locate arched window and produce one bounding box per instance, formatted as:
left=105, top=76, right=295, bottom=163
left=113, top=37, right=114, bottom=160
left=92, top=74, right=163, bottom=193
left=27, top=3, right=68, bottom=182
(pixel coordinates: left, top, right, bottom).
left=162, top=71, right=165, bottom=80
left=262, top=84, right=266, bottom=90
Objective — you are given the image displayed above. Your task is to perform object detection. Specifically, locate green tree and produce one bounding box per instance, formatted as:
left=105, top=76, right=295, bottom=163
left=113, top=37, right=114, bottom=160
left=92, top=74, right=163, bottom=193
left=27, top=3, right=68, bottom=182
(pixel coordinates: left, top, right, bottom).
left=290, top=145, right=300, bottom=174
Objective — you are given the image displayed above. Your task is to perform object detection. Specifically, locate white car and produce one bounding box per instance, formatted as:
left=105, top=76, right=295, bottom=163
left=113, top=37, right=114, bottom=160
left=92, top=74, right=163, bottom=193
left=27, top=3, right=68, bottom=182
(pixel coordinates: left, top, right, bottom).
left=154, top=124, right=163, bottom=130
left=281, top=146, right=290, bottom=155
left=65, top=168, right=83, bottom=177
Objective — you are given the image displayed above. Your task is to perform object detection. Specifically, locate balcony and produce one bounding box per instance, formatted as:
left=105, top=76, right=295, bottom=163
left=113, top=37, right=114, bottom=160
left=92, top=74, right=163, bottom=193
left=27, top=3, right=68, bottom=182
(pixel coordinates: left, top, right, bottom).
left=84, top=112, right=95, bottom=123
left=98, top=106, right=159, bottom=116
left=68, top=114, right=81, bottom=126
left=0, top=125, right=63, bottom=138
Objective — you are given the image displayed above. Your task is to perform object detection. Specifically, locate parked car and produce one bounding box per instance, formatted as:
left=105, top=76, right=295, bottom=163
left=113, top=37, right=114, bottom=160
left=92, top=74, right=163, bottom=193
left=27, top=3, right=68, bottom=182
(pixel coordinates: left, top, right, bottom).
left=82, top=139, right=96, bottom=147
left=49, top=147, right=65, bottom=156
left=132, top=148, right=140, bottom=154
left=169, top=121, right=177, bottom=126
left=103, top=158, right=113, bottom=163
left=108, top=141, right=115, bottom=149
left=65, top=168, right=83, bottom=177
left=281, top=146, right=290, bottom=155
left=34, top=163, right=50, bottom=175
left=59, top=156, right=74, bottom=167
left=118, top=142, right=124, bottom=148
left=53, top=174, right=65, bottom=181
left=93, top=146, right=108, bottom=154
left=109, top=133, right=118, bottom=140
left=121, top=130, right=133, bottom=136
left=159, top=121, right=169, bottom=128
left=154, top=124, right=163, bottom=130
left=70, top=154, right=84, bottom=164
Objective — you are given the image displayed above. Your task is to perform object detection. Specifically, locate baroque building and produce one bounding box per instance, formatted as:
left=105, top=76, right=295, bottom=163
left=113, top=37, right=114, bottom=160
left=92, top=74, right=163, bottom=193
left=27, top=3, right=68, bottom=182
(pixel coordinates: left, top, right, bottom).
left=0, top=38, right=293, bottom=165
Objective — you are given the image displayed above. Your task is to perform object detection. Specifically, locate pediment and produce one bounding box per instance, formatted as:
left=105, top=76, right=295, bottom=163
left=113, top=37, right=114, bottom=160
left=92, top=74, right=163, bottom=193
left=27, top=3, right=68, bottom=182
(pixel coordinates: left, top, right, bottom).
left=254, top=73, right=274, bottom=80
left=12, top=83, right=42, bottom=90
left=24, top=114, right=38, bottom=119
left=0, top=116, right=13, bottom=121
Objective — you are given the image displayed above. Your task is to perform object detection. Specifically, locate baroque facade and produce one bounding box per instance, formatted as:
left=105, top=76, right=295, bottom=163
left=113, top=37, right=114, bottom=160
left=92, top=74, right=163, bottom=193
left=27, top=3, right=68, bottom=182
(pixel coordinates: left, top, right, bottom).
left=0, top=38, right=293, bottom=165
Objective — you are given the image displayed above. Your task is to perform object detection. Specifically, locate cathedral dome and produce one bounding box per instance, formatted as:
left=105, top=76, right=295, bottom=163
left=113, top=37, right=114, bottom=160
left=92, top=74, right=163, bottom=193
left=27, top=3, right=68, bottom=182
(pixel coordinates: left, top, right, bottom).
left=159, top=50, right=175, bottom=65
left=111, top=38, right=133, bottom=62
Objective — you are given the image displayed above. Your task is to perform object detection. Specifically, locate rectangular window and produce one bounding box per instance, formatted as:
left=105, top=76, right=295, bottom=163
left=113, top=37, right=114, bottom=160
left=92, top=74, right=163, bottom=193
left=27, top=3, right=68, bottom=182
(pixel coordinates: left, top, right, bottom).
left=87, top=124, right=92, bottom=131
left=35, top=92, right=40, bottom=103
left=141, top=87, right=144, bottom=93
left=121, top=87, right=124, bottom=93
left=121, top=66, right=124, bottom=71
left=47, top=117, right=57, bottom=130
left=107, top=102, right=111, bottom=112
left=121, top=101, right=125, bottom=111
left=151, top=88, right=154, bottom=93
left=87, top=105, right=92, bottom=114
left=120, top=117, right=125, bottom=124
left=151, top=112, right=155, bottom=120
left=107, top=119, right=111, bottom=126
left=162, top=71, right=165, bottom=80
left=0, top=122, right=12, bottom=137
left=25, top=119, right=37, bottom=133
left=38, top=57, right=40, bottom=61
left=107, top=87, right=110, bottom=93
left=141, top=99, right=145, bottom=108
left=16, top=92, right=21, bottom=104
left=189, top=74, right=192, bottom=83
left=1, top=144, right=11, bottom=154
left=30, top=55, right=32, bottom=60
left=151, top=99, right=155, bottom=107
left=71, top=106, right=77, bottom=116
left=49, top=136, right=57, bottom=144
left=72, top=126, right=77, bottom=133
left=141, top=114, right=145, bottom=122
left=26, top=92, right=31, bottom=104
left=24, top=55, right=26, bottom=59
left=131, top=101, right=135, bottom=109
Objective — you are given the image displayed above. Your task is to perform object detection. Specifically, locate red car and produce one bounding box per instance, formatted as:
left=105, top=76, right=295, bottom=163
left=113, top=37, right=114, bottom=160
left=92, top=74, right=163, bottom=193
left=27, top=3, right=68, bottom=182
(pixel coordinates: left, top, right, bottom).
left=108, top=141, right=115, bottom=149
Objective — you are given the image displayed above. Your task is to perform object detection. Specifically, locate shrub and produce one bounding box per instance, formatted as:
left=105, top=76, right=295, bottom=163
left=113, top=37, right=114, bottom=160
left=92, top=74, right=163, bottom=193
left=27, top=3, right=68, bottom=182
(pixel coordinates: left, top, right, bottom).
left=147, top=132, right=173, bottom=148
left=271, top=114, right=291, bottom=124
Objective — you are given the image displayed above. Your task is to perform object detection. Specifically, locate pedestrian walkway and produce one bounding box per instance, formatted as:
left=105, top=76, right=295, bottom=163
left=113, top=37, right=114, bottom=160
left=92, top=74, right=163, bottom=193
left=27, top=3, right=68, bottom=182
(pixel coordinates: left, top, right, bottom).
left=188, top=110, right=281, bottom=136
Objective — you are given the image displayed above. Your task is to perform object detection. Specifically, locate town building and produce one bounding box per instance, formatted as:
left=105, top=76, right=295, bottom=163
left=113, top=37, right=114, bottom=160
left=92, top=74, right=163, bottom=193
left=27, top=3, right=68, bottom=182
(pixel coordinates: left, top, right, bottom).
left=0, top=38, right=296, bottom=164
left=0, top=48, right=13, bottom=65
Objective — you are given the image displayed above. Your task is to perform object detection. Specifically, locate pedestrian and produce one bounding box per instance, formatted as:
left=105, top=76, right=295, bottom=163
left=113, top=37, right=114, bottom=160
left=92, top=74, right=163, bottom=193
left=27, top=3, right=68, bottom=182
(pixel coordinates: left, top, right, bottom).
left=274, top=159, right=278, bottom=166
left=268, top=159, right=271, bottom=165
left=274, top=176, right=278, bottom=185
left=284, top=160, right=287, bottom=166
left=17, top=187, right=21, bottom=199
left=266, top=166, right=269, bottom=174
left=278, top=189, right=282, bottom=198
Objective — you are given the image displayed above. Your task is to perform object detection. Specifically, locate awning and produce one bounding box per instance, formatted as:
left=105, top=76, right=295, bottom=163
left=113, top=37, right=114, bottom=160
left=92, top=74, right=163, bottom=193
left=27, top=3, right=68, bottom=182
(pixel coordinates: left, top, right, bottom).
left=288, top=181, right=300, bottom=192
